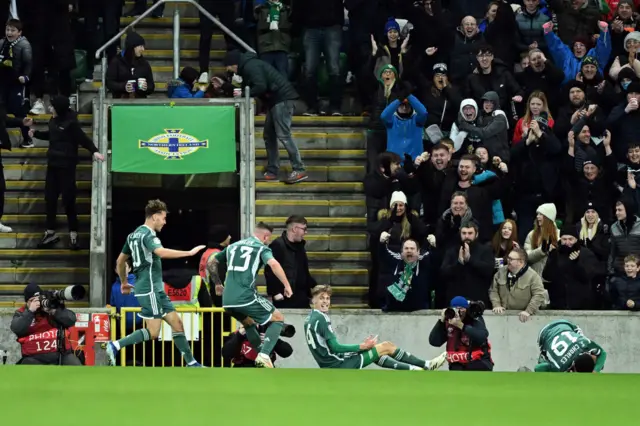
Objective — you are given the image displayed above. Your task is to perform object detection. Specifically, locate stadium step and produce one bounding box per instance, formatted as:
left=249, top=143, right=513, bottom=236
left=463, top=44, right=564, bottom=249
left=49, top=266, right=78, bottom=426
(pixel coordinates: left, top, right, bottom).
left=0, top=233, right=90, bottom=249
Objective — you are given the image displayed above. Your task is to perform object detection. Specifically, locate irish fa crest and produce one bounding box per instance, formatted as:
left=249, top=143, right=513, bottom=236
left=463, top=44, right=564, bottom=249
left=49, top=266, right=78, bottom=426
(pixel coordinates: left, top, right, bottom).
left=139, top=129, right=208, bottom=160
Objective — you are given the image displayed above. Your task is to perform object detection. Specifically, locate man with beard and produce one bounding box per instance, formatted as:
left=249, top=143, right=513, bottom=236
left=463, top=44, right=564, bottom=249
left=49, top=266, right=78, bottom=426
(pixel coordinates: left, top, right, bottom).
left=554, top=79, right=606, bottom=140
left=576, top=57, right=618, bottom=112
left=415, top=143, right=454, bottom=227
left=438, top=154, right=504, bottom=241
left=607, top=82, right=640, bottom=159
left=440, top=221, right=494, bottom=305
left=542, top=224, right=599, bottom=309
left=516, top=49, right=565, bottom=115
left=609, top=198, right=640, bottom=277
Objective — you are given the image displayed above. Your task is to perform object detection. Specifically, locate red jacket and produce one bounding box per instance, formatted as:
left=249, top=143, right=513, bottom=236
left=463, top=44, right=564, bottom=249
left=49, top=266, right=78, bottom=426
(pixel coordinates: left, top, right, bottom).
left=512, top=117, right=555, bottom=144
left=16, top=306, right=72, bottom=356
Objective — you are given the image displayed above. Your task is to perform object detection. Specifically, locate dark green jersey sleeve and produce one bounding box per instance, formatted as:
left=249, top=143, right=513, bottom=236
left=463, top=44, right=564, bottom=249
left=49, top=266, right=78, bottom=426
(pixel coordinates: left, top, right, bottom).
left=121, top=240, right=131, bottom=255
left=316, top=315, right=360, bottom=354
left=143, top=233, right=163, bottom=253
left=260, top=246, right=274, bottom=264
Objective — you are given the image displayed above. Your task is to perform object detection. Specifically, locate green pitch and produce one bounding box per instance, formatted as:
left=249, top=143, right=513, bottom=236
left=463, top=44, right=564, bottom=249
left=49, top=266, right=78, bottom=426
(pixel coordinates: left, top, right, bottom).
left=0, top=367, right=632, bottom=426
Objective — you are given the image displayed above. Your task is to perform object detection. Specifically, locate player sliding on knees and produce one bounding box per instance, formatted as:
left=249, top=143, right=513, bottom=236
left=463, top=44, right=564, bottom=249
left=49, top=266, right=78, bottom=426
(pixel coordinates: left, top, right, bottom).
left=106, top=200, right=206, bottom=367
left=305, top=285, right=447, bottom=370
left=533, top=319, right=607, bottom=373
left=207, top=222, right=293, bottom=368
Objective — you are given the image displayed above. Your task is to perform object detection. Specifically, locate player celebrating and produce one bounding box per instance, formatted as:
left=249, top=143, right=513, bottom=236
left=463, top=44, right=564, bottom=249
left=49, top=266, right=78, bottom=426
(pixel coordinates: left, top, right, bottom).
left=535, top=319, right=607, bottom=373
left=305, top=285, right=447, bottom=370
left=106, top=200, right=206, bottom=367
left=207, top=222, right=293, bottom=369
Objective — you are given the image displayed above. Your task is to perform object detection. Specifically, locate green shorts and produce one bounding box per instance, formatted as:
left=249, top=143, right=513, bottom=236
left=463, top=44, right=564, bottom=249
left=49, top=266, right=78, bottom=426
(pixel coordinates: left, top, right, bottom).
left=135, top=290, right=175, bottom=320
left=224, top=295, right=275, bottom=325
left=336, top=348, right=378, bottom=369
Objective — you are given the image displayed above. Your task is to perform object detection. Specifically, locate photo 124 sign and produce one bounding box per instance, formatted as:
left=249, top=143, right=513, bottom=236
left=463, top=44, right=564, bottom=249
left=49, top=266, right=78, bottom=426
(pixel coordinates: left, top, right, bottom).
left=111, top=105, right=237, bottom=174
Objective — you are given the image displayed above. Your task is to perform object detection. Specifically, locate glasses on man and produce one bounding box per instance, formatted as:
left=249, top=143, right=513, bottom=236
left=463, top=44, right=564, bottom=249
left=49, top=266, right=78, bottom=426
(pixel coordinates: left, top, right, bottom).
left=477, top=53, right=493, bottom=59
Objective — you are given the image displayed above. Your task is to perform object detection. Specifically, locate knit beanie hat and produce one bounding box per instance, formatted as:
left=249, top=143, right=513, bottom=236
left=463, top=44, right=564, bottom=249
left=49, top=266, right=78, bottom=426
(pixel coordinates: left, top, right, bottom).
left=50, top=95, right=70, bottom=116
left=125, top=31, right=145, bottom=51
left=619, top=67, right=638, bottom=84
left=585, top=201, right=602, bottom=216
left=624, top=32, right=640, bottom=52
left=565, top=79, right=587, bottom=94
left=628, top=81, right=640, bottom=94
left=433, top=63, right=448, bottom=76
left=208, top=224, right=230, bottom=246
left=24, top=282, right=42, bottom=302
left=223, top=50, right=242, bottom=66
left=390, top=191, right=408, bottom=207
left=385, top=18, right=400, bottom=34
left=581, top=56, right=599, bottom=69
left=560, top=224, right=579, bottom=239
left=378, top=63, right=398, bottom=81
left=450, top=296, right=469, bottom=308
left=536, top=203, right=557, bottom=222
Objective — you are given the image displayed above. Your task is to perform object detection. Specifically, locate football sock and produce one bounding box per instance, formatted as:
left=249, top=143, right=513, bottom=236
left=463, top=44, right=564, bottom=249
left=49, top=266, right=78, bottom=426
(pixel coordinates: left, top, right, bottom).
left=116, top=328, right=151, bottom=349
left=172, top=332, right=196, bottom=365
left=259, top=321, right=283, bottom=356
left=377, top=355, right=413, bottom=370
left=392, top=348, right=428, bottom=368
left=245, top=323, right=263, bottom=351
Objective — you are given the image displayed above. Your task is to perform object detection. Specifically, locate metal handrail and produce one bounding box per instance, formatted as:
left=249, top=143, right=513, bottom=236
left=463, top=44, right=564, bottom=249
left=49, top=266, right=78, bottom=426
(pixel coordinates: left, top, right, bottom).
left=94, top=0, right=255, bottom=59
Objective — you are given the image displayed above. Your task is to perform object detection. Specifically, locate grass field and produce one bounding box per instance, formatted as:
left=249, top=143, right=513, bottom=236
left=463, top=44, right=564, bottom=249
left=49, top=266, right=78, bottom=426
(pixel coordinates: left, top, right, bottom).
left=0, top=367, right=632, bottom=426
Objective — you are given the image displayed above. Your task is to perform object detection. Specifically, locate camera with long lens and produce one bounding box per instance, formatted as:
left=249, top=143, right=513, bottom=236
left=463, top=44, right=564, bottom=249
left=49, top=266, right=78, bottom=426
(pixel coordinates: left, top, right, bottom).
left=444, top=301, right=486, bottom=321
left=39, top=285, right=86, bottom=310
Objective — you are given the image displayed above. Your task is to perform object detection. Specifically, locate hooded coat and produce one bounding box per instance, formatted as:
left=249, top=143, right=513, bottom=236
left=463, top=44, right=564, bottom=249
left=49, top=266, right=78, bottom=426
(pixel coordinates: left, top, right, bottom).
left=380, top=94, right=428, bottom=161
left=449, top=99, right=481, bottom=158
left=608, top=199, right=640, bottom=275
left=106, top=33, right=155, bottom=99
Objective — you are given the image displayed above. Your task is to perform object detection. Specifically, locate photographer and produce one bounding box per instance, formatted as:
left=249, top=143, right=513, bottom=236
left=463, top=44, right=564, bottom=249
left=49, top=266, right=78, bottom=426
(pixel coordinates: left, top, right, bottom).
left=429, top=296, right=493, bottom=371
left=222, top=322, right=293, bottom=367
left=10, top=283, right=80, bottom=365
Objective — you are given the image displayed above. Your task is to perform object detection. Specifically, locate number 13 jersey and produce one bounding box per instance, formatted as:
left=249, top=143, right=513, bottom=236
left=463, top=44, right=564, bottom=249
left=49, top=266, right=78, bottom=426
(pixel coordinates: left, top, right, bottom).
left=536, top=319, right=605, bottom=372
left=121, top=225, right=164, bottom=295
left=215, top=236, right=274, bottom=305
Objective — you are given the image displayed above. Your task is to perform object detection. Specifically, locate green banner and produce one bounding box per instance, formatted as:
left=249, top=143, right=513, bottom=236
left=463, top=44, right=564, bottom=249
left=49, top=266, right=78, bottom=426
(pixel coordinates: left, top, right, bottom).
left=111, top=105, right=236, bottom=174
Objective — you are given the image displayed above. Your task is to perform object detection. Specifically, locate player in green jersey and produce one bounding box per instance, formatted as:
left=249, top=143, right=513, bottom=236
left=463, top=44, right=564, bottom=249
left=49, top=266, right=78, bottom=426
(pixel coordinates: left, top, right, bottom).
left=534, top=319, right=607, bottom=373
left=305, top=285, right=447, bottom=370
left=206, top=222, right=293, bottom=369
left=106, top=199, right=207, bottom=367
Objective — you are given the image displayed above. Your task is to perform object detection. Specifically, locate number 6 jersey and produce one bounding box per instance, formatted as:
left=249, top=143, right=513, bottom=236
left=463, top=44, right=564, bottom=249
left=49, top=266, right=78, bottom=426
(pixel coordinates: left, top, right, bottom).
left=215, top=236, right=274, bottom=305
left=535, top=319, right=606, bottom=372
left=121, top=225, right=164, bottom=294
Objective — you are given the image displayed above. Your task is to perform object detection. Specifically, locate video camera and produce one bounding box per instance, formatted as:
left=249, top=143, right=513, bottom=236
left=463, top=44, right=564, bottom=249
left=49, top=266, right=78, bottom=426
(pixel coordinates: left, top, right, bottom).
left=444, top=300, right=485, bottom=321
left=39, top=285, right=86, bottom=310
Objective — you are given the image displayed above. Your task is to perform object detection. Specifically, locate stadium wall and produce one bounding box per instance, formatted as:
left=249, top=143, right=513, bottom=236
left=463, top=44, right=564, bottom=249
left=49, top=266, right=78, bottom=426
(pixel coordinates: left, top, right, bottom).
left=277, top=310, right=640, bottom=373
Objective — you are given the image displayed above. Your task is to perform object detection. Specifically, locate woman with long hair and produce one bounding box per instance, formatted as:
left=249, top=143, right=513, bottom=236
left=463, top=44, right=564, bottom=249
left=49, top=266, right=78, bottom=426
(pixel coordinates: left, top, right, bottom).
left=491, top=219, right=519, bottom=268
left=578, top=203, right=610, bottom=306
left=376, top=191, right=427, bottom=249
left=524, top=203, right=558, bottom=277
left=512, top=91, right=555, bottom=144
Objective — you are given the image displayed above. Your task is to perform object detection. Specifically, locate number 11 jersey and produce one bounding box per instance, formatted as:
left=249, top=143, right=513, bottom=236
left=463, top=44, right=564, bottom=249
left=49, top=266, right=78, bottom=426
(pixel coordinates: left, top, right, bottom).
left=215, top=236, right=274, bottom=306
left=536, top=319, right=604, bottom=372
left=121, top=225, right=164, bottom=295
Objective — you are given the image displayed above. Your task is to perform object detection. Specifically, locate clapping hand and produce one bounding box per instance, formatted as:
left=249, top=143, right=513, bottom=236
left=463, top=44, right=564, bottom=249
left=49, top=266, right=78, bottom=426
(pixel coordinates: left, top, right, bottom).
left=426, top=47, right=438, bottom=56
left=568, top=130, right=575, bottom=148
left=401, top=33, right=410, bottom=54
left=603, top=130, right=612, bottom=147
left=569, top=250, right=580, bottom=261
left=628, top=171, right=637, bottom=189
left=370, top=34, right=378, bottom=56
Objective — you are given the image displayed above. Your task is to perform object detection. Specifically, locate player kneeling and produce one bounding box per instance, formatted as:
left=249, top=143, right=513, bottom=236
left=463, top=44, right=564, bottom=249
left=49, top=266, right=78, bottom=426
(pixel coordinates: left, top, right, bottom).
left=534, top=319, right=607, bottom=373
left=304, top=285, right=446, bottom=370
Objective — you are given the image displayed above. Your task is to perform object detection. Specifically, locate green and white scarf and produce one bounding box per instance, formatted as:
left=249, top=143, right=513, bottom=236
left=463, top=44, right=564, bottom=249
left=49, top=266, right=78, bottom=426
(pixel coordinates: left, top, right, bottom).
left=387, top=261, right=417, bottom=302
left=267, top=0, right=282, bottom=31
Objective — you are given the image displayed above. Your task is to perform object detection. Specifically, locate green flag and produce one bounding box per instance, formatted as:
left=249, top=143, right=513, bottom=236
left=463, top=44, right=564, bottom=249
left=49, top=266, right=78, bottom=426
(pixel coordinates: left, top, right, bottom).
left=111, top=105, right=236, bottom=174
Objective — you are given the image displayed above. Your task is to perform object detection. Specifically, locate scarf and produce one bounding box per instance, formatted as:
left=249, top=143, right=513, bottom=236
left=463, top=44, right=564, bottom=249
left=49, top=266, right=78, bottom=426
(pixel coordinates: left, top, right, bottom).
left=506, top=264, right=529, bottom=292
left=0, top=36, right=21, bottom=68
left=267, top=0, right=282, bottom=31
left=387, top=261, right=417, bottom=302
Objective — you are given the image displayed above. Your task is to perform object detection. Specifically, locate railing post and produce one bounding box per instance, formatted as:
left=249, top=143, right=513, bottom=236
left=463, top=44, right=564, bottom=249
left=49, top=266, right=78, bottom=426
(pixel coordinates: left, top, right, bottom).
left=173, top=7, right=180, bottom=79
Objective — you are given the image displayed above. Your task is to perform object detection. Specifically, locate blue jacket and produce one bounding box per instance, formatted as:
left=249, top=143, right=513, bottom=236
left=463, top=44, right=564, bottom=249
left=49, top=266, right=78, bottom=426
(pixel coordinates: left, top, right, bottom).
left=167, top=78, right=205, bottom=99
left=110, top=274, right=142, bottom=329
left=473, top=170, right=505, bottom=225
left=545, top=30, right=611, bottom=84
left=381, top=95, right=428, bottom=162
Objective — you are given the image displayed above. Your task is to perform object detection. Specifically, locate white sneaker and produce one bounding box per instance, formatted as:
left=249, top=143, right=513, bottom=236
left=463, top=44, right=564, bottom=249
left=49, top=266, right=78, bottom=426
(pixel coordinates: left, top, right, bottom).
left=0, top=223, right=13, bottom=233
left=255, top=353, right=274, bottom=368
left=409, top=365, right=424, bottom=370
left=30, top=99, right=45, bottom=115
left=69, top=95, right=78, bottom=112
left=427, top=351, right=448, bottom=371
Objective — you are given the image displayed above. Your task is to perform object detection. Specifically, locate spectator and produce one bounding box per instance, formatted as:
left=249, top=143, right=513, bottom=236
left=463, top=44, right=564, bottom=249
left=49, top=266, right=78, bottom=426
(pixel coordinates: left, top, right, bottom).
left=479, top=0, right=519, bottom=70
left=516, top=49, right=565, bottom=115
left=374, top=191, right=427, bottom=249
left=608, top=198, right=640, bottom=277
left=224, top=50, right=306, bottom=184
left=204, top=74, right=235, bottom=98
left=367, top=64, right=401, bottom=171
left=607, top=82, right=640, bottom=159
left=554, top=80, right=606, bottom=140
left=371, top=18, right=411, bottom=80
left=466, top=44, right=524, bottom=114
left=293, top=0, right=344, bottom=116
left=577, top=57, right=617, bottom=111
left=491, top=219, right=520, bottom=267
left=167, top=67, right=206, bottom=99
left=435, top=191, right=474, bottom=252
left=255, top=0, right=292, bottom=78
left=378, top=238, right=432, bottom=312
left=30, top=96, right=104, bottom=249
left=609, top=0, right=640, bottom=59
left=439, top=154, right=504, bottom=240
left=381, top=88, right=428, bottom=162
left=0, top=19, right=32, bottom=148
left=106, top=32, right=155, bottom=99
left=125, top=0, right=164, bottom=18
left=578, top=202, right=610, bottom=303
left=447, top=16, right=486, bottom=85
left=20, top=1, right=76, bottom=115
left=524, top=203, right=559, bottom=277
left=614, top=67, right=640, bottom=106
left=440, top=220, right=495, bottom=305
left=449, top=99, right=482, bottom=158
left=609, top=254, right=640, bottom=310
left=264, top=215, right=316, bottom=309
left=543, top=20, right=611, bottom=85
left=542, top=224, right=600, bottom=309
left=515, top=0, right=552, bottom=55
left=109, top=261, right=141, bottom=331
left=417, top=63, right=462, bottom=137
left=490, top=247, right=546, bottom=321
left=609, top=31, right=640, bottom=81
left=548, top=0, right=601, bottom=45
left=415, top=143, right=455, bottom=226
left=513, top=91, right=555, bottom=144
left=198, top=0, right=238, bottom=75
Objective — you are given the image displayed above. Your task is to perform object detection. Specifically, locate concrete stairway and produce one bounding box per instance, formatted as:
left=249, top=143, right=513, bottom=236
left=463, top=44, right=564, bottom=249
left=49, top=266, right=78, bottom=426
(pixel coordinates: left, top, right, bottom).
left=0, top=115, right=93, bottom=307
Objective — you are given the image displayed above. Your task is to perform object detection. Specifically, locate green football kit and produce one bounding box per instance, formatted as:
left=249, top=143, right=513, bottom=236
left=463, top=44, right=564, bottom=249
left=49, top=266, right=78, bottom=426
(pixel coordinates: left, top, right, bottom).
left=535, top=319, right=606, bottom=373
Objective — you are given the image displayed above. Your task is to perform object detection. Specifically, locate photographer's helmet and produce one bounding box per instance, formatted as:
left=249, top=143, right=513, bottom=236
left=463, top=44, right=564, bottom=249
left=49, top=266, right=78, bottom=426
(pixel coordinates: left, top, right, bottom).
left=24, top=282, right=42, bottom=302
